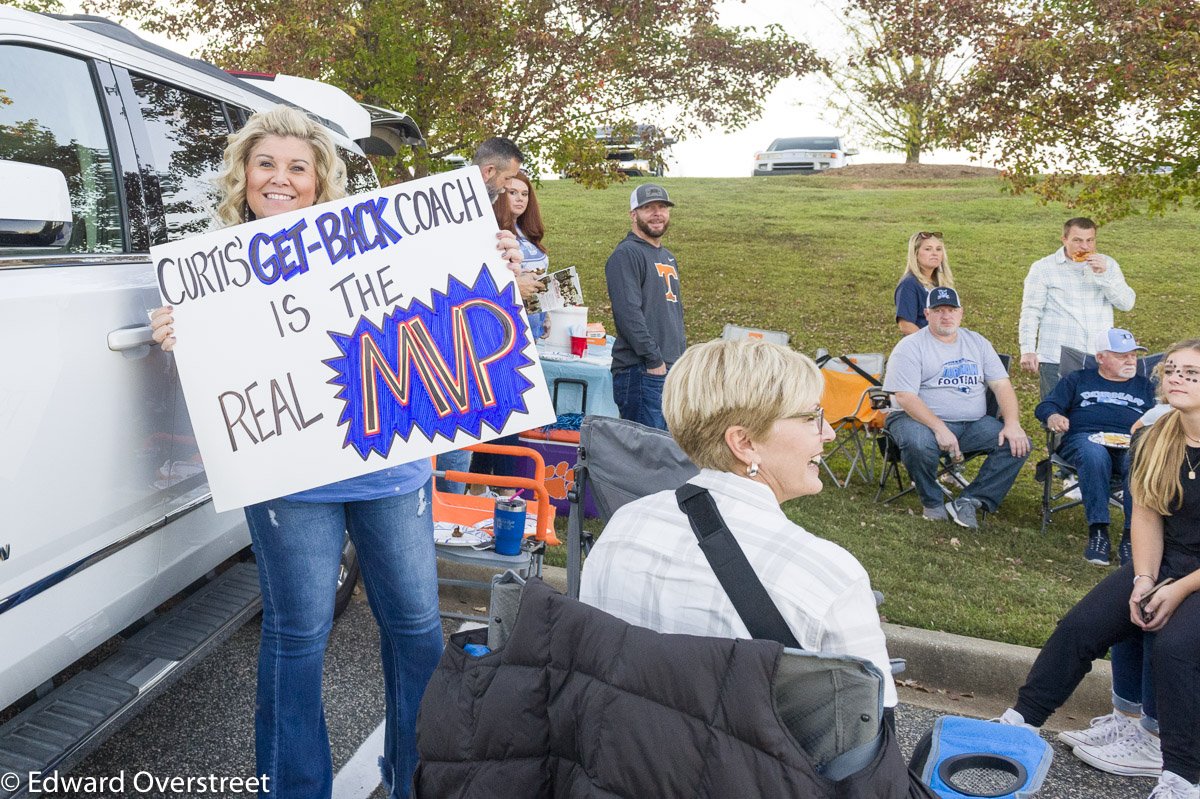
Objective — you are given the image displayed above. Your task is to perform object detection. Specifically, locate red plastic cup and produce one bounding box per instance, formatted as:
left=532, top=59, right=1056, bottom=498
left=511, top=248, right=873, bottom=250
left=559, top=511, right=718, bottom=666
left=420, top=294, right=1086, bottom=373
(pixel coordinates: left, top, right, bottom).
left=570, top=336, right=588, bottom=357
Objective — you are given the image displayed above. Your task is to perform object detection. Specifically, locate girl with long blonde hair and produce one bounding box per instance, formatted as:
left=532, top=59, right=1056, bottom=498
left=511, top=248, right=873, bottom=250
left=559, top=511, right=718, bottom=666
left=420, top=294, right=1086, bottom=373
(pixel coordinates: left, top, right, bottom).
left=998, top=339, right=1200, bottom=799
left=895, top=231, right=955, bottom=336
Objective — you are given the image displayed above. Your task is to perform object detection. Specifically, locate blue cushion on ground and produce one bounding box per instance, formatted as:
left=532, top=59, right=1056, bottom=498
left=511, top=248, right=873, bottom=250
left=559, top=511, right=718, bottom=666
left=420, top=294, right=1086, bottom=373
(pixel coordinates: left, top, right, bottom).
left=919, top=716, right=1052, bottom=799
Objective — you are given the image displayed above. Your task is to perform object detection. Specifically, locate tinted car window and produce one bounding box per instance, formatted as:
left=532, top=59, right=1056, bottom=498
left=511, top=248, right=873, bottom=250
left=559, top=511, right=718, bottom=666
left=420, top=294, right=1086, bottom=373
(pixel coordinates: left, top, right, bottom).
left=771, top=138, right=840, bottom=151
left=129, top=74, right=231, bottom=240
left=342, top=147, right=377, bottom=195
left=0, top=45, right=124, bottom=255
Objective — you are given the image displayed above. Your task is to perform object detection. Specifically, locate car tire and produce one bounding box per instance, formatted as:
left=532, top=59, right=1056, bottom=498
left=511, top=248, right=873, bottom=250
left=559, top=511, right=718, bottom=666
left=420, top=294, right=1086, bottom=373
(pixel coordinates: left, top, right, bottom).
left=334, top=533, right=360, bottom=619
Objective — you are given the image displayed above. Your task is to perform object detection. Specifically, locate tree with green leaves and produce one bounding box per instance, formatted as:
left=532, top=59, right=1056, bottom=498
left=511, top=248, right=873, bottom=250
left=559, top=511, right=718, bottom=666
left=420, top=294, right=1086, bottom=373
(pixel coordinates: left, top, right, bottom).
left=954, top=0, right=1200, bottom=221
left=89, top=0, right=820, bottom=185
left=822, top=0, right=1007, bottom=164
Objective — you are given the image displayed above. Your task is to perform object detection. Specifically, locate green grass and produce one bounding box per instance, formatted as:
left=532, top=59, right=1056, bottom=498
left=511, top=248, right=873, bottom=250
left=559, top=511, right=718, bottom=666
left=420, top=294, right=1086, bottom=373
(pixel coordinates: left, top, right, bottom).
left=534, top=173, right=1200, bottom=649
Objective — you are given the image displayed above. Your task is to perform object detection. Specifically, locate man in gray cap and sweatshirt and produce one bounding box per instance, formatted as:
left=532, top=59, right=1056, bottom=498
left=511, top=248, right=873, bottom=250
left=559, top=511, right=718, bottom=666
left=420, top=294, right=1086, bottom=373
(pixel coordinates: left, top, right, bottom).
left=605, top=183, right=686, bottom=430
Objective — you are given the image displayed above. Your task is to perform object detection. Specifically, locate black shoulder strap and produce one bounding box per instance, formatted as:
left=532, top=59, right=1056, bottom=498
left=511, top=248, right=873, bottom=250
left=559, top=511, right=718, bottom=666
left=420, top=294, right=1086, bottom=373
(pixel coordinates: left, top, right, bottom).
left=675, top=484, right=802, bottom=649
left=839, top=355, right=883, bottom=386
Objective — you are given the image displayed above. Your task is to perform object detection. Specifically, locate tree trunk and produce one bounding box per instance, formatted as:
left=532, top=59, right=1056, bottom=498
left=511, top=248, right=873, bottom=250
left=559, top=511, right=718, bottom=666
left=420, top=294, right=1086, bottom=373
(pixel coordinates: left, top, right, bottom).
left=904, top=105, right=923, bottom=164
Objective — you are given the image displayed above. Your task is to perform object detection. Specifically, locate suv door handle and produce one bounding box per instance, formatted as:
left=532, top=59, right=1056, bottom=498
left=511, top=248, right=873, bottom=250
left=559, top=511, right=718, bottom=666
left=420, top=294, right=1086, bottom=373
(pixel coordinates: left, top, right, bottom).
left=108, top=324, right=155, bottom=352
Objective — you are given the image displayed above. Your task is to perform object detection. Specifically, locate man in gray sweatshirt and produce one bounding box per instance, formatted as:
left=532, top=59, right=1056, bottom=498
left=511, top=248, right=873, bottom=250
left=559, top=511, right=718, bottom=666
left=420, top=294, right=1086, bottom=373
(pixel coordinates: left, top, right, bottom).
left=605, top=183, right=686, bottom=430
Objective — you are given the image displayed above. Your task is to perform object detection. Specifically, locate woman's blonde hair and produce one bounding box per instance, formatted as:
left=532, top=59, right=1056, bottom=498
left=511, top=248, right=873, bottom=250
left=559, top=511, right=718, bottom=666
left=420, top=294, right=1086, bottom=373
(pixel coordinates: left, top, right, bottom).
left=663, top=338, right=823, bottom=472
left=1130, top=338, right=1200, bottom=514
left=900, top=232, right=954, bottom=290
left=216, top=104, right=347, bottom=227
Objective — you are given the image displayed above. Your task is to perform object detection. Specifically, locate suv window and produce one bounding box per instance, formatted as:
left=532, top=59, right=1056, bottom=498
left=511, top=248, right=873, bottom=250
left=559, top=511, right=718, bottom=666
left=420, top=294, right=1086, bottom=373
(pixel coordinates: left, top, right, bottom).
left=0, top=45, right=124, bottom=254
left=129, top=74, right=231, bottom=240
left=772, top=138, right=840, bottom=151
left=342, top=147, right=377, bottom=195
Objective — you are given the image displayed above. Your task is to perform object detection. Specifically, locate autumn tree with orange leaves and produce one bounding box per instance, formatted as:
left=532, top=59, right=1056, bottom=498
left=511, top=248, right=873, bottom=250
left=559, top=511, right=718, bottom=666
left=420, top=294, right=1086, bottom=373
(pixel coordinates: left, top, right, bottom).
left=955, top=0, right=1200, bottom=220
left=90, top=0, right=821, bottom=185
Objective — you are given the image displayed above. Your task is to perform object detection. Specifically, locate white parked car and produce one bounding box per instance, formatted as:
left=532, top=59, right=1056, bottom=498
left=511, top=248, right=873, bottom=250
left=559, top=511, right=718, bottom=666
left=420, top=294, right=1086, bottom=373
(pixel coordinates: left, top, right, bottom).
left=752, top=136, right=858, bottom=176
left=0, top=8, right=421, bottom=791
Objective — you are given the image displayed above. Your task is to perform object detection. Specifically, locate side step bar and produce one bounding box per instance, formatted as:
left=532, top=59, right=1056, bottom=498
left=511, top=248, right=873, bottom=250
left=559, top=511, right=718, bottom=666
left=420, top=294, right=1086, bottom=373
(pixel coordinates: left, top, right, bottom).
left=0, top=562, right=261, bottom=798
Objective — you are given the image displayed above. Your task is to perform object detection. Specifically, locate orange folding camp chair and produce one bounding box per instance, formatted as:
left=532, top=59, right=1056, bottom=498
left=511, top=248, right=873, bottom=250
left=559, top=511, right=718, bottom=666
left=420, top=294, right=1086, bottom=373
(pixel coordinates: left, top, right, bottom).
left=816, top=352, right=886, bottom=488
left=432, top=441, right=558, bottom=621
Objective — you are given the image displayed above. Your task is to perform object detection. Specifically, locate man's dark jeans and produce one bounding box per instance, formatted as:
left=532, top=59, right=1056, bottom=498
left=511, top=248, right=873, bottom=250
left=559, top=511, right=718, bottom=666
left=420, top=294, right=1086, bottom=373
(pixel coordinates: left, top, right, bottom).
left=884, top=412, right=1028, bottom=511
left=612, top=364, right=668, bottom=431
left=1057, top=434, right=1132, bottom=525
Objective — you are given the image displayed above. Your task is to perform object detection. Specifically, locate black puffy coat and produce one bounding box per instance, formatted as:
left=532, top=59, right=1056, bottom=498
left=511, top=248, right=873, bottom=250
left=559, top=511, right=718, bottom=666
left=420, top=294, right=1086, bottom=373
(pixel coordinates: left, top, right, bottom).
left=413, top=578, right=935, bottom=799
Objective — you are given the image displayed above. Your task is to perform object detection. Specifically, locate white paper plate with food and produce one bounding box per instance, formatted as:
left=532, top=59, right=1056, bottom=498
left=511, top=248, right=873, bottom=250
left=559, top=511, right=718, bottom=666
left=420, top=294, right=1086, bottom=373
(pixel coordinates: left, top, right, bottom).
left=433, top=522, right=491, bottom=547
left=1088, top=431, right=1132, bottom=449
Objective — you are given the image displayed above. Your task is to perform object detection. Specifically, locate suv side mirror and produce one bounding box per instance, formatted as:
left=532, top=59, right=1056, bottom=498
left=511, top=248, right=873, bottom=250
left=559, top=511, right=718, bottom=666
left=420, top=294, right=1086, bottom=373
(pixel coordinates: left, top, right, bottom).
left=844, top=148, right=860, bottom=156
left=0, top=161, right=73, bottom=248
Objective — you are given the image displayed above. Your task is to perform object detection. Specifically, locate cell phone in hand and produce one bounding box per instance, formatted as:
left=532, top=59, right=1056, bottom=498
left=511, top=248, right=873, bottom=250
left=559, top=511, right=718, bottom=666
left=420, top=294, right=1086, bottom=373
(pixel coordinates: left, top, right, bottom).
left=1138, top=577, right=1175, bottom=618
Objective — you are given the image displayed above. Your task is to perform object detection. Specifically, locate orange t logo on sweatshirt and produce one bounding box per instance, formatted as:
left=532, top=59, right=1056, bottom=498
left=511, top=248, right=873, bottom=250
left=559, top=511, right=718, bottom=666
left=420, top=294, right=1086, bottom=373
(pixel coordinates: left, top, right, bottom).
left=655, top=263, right=679, bottom=302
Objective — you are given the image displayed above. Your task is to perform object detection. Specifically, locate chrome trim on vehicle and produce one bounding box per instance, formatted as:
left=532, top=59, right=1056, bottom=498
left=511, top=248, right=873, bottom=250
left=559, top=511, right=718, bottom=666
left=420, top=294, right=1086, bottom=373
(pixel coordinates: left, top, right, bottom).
left=0, top=253, right=150, bottom=269
left=0, top=492, right=212, bottom=616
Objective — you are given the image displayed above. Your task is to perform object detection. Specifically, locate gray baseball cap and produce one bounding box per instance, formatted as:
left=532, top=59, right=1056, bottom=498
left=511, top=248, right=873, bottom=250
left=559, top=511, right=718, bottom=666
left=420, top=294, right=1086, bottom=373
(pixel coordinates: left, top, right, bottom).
left=629, top=183, right=675, bottom=211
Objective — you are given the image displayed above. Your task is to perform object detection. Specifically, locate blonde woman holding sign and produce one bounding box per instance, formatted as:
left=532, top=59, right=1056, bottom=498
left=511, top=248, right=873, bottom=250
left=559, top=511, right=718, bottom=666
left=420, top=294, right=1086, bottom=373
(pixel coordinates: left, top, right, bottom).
left=150, top=105, right=523, bottom=799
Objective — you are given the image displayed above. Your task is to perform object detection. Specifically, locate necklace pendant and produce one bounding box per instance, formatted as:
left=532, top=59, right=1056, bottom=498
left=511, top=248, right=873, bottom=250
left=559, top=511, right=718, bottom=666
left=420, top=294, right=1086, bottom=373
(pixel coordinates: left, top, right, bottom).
left=1191, top=471, right=1196, bottom=481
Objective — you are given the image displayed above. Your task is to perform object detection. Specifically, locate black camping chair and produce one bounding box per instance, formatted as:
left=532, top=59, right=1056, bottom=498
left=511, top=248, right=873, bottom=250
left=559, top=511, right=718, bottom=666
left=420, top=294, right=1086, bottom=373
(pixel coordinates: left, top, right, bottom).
left=1034, top=346, right=1164, bottom=535
left=875, top=355, right=1012, bottom=512
left=417, top=575, right=936, bottom=797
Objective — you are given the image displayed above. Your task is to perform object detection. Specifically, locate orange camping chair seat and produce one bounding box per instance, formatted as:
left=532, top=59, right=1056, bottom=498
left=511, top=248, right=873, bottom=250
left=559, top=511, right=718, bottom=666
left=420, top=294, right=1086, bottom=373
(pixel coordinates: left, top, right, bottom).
left=431, top=441, right=559, bottom=622
left=816, top=352, right=885, bottom=488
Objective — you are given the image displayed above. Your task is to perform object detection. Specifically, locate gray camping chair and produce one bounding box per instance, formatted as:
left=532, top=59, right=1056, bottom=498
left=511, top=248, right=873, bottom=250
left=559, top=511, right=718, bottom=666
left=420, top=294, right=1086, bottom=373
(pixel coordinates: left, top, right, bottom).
left=565, top=416, right=699, bottom=599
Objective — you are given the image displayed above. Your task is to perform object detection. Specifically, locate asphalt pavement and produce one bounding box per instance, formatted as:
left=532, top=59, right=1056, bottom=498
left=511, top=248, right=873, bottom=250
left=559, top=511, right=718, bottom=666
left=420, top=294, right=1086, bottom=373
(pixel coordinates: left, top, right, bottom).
left=38, top=565, right=1148, bottom=799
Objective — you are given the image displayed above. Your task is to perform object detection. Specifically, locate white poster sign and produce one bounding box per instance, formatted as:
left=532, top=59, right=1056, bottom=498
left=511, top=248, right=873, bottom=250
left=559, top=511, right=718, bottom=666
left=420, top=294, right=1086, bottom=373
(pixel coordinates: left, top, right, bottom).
left=152, top=166, right=555, bottom=511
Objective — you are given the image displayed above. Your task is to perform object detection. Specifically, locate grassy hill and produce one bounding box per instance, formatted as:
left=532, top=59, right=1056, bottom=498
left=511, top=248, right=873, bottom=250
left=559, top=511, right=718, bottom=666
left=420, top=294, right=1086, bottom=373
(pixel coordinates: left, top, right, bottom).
left=536, top=172, right=1198, bottom=648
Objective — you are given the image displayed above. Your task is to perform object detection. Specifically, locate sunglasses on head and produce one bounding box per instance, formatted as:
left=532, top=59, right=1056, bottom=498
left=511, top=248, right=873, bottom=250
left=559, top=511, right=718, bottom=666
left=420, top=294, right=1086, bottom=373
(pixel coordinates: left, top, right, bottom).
left=916, top=231, right=943, bottom=240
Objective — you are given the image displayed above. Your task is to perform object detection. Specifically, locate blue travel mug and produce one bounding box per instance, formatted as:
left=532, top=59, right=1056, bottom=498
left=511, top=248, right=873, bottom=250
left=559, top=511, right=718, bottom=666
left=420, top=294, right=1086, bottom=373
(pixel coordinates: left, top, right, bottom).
left=492, top=497, right=526, bottom=556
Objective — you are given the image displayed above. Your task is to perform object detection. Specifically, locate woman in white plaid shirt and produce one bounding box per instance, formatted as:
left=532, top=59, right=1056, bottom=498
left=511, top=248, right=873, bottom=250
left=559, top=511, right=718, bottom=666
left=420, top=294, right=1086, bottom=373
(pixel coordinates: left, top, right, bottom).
left=580, top=338, right=898, bottom=708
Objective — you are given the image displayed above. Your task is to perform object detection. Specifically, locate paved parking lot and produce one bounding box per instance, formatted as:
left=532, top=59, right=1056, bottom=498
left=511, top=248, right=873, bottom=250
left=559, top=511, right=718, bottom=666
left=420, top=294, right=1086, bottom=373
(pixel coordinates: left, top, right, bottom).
left=44, top=581, right=1148, bottom=799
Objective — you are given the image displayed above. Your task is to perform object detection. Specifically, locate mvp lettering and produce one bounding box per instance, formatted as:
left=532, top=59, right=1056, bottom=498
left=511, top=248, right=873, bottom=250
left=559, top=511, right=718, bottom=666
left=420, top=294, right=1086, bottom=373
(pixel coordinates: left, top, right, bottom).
left=327, top=269, right=535, bottom=458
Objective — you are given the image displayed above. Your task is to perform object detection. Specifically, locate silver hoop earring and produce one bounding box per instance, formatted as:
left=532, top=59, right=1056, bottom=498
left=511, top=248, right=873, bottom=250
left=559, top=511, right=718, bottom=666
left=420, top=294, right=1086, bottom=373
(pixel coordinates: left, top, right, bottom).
left=746, top=463, right=759, bottom=478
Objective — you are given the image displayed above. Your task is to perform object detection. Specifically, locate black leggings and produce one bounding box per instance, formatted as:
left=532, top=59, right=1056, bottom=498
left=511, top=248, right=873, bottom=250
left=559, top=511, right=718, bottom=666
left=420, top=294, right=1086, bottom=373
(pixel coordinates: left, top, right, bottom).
left=1014, top=563, right=1200, bottom=782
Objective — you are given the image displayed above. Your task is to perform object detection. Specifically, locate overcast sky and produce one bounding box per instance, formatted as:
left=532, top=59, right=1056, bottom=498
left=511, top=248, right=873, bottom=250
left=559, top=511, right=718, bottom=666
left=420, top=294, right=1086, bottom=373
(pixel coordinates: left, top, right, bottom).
left=664, top=0, right=988, bottom=176
left=71, top=0, right=991, bottom=176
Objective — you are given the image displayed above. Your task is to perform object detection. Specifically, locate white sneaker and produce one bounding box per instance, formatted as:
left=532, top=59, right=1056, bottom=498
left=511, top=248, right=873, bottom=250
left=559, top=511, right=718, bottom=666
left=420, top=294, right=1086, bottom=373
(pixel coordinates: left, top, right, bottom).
left=1073, top=723, right=1163, bottom=777
left=991, top=707, right=1037, bottom=730
left=1149, top=771, right=1200, bottom=799
left=1058, top=709, right=1134, bottom=748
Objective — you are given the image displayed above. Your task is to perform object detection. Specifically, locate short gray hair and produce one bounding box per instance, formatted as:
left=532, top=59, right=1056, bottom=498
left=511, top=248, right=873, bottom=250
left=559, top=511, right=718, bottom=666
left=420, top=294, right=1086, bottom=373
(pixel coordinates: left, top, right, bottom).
left=664, top=338, right=823, bottom=472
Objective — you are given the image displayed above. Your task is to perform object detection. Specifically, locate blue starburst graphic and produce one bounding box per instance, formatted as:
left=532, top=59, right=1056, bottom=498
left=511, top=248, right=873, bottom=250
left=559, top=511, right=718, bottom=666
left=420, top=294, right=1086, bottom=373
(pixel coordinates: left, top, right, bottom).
left=324, top=267, right=534, bottom=458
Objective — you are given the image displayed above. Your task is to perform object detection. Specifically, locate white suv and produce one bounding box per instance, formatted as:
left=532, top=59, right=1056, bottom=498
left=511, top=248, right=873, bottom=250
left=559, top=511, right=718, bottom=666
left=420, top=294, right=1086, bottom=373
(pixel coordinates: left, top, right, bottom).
left=0, top=8, right=421, bottom=790
left=752, top=136, right=858, bottom=176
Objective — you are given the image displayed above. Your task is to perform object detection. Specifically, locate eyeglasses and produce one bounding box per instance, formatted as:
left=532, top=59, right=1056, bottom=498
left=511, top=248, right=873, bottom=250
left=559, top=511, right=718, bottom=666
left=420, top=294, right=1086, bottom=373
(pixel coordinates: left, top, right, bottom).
left=785, top=406, right=825, bottom=429
left=916, top=231, right=943, bottom=240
